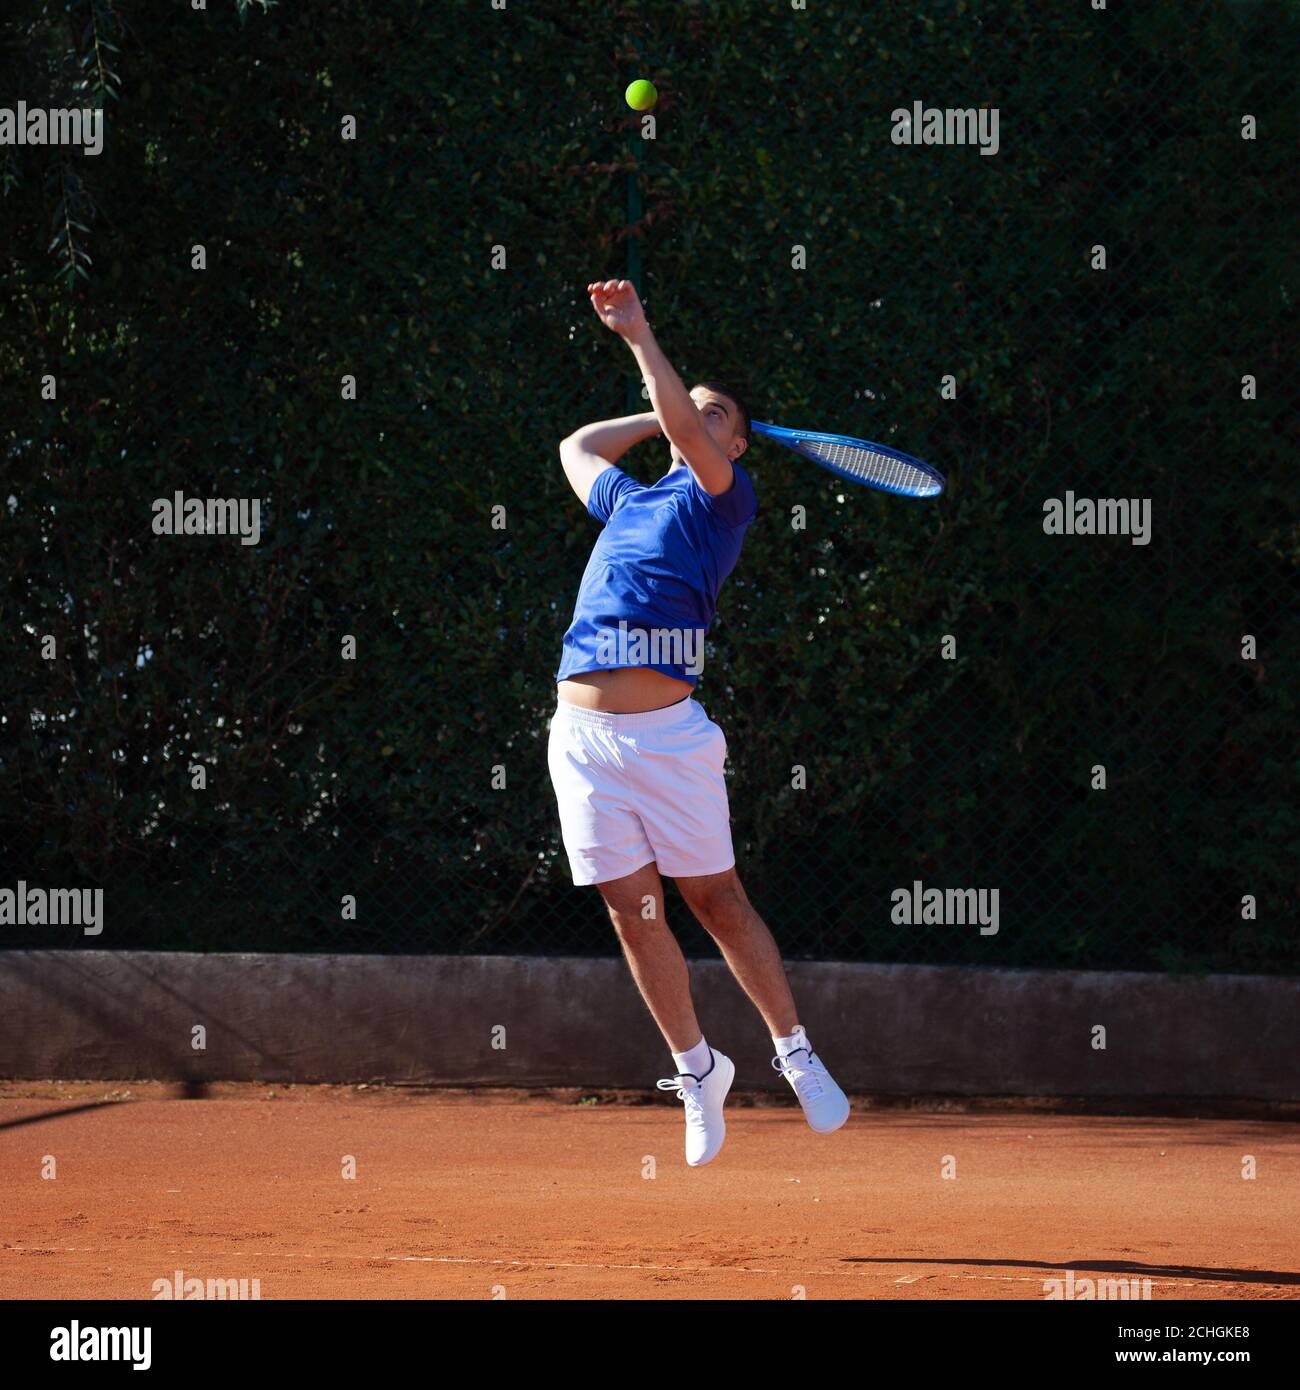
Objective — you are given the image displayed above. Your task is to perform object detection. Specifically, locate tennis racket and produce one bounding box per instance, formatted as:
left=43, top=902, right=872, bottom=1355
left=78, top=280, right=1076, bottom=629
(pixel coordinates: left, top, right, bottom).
left=751, top=421, right=945, bottom=498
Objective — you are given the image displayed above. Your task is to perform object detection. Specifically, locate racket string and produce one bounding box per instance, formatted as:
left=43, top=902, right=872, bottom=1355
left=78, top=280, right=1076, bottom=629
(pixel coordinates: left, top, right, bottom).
left=805, top=440, right=939, bottom=497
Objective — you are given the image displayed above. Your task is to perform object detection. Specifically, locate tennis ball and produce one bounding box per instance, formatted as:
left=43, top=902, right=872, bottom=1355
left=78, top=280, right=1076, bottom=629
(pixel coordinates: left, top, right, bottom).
left=625, top=79, right=658, bottom=112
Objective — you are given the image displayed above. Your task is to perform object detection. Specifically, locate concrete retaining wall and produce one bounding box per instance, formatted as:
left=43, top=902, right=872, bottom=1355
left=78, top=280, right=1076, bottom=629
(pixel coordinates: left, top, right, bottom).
left=0, top=951, right=1295, bottom=1099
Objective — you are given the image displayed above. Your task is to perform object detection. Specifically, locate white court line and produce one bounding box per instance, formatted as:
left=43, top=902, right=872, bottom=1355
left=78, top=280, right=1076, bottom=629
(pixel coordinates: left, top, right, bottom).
left=0, top=1246, right=1282, bottom=1294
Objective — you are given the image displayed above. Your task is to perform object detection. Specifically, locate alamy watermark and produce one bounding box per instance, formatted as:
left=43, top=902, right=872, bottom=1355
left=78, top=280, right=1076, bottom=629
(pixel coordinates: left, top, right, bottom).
left=1043, top=1270, right=1153, bottom=1300
left=1, top=882, right=102, bottom=935
left=152, top=492, right=261, bottom=546
left=152, top=1269, right=261, bottom=1299
left=0, top=102, right=103, bottom=156
left=50, top=1323, right=150, bottom=1369
left=891, top=101, right=1000, bottom=157
left=595, top=620, right=703, bottom=677
left=891, top=880, right=999, bottom=935
left=1043, top=492, right=1151, bottom=546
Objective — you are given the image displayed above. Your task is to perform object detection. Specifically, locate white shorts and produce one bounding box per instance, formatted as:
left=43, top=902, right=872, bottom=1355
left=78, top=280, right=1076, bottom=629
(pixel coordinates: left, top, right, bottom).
left=547, top=696, right=735, bottom=886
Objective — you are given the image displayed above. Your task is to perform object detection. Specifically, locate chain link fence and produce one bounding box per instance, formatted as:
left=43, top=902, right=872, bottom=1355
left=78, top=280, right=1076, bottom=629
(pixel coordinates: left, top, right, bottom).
left=1, top=1, right=1295, bottom=971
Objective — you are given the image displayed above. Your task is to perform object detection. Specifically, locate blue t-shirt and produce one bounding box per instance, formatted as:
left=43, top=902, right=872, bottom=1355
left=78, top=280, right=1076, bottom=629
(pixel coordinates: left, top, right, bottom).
left=557, top=460, right=758, bottom=687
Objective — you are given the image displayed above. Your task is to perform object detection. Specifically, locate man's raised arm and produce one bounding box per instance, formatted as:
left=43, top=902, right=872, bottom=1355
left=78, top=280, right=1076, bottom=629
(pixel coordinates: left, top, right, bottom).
left=586, top=278, right=735, bottom=496
left=559, top=412, right=661, bottom=508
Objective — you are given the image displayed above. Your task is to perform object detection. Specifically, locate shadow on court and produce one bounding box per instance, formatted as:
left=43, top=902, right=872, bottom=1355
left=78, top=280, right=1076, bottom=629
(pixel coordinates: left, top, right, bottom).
left=844, top=1254, right=1300, bottom=1287
left=0, top=1101, right=125, bottom=1133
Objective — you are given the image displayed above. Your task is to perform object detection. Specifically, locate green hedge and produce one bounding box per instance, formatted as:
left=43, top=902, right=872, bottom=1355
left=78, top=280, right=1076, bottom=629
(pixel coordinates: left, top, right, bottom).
left=1, top=0, right=1295, bottom=970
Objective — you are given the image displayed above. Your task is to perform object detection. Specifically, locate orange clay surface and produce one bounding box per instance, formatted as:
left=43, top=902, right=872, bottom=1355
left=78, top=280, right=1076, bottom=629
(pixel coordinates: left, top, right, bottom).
left=1, top=1082, right=1297, bottom=1301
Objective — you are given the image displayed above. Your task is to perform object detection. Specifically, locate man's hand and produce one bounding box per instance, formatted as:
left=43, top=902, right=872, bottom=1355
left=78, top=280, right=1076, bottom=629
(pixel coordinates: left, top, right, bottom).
left=588, top=279, right=649, bottom=343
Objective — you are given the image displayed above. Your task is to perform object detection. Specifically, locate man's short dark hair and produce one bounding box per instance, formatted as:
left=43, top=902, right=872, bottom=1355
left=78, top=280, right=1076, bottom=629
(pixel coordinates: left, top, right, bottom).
left=693, top=380, right=751, bottom=441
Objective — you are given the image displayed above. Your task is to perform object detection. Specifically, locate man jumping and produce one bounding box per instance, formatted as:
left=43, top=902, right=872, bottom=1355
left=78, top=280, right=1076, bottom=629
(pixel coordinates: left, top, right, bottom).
left=548, top=278, right=850, bottom=1165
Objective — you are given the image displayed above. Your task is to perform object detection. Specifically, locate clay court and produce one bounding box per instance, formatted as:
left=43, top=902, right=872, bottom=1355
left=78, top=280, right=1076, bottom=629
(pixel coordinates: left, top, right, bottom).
left=2, top=1082, right=1296, bottom=1301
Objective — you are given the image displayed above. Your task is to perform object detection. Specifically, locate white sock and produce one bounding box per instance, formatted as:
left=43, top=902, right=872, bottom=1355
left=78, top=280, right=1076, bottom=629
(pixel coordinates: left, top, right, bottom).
left=773, top=1026, right=809, bottom=1058
left=672, top=1036, right=712, bottom=1079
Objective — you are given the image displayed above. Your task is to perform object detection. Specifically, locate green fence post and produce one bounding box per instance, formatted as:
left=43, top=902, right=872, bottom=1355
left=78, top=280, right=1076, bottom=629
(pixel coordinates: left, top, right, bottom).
left=625, top=58, right=645, bottom=416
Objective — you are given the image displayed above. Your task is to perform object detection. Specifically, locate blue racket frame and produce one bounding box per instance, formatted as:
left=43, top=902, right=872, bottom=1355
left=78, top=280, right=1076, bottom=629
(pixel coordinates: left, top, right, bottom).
left=751, top=420, right=945, bottom=498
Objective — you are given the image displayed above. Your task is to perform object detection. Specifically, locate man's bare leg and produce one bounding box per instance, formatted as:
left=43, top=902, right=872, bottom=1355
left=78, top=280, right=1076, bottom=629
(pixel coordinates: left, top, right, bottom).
left=674, top=867, right=799, bottom=1037
left=596, top=861, right=702, bottom=1053
left=677, top=866, right=850, bottom=1133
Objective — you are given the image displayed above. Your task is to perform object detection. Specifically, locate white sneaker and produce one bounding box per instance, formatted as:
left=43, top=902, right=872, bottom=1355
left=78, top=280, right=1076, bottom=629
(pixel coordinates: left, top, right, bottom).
left=771, top=1025, right=850, bottom=1134
left=656, top=1048, right=735, bottom=1166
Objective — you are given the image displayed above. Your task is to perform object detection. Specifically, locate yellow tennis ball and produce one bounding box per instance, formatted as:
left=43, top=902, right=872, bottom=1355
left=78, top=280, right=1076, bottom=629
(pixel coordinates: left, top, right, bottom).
left=625, top=79, right=658, bottom=112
